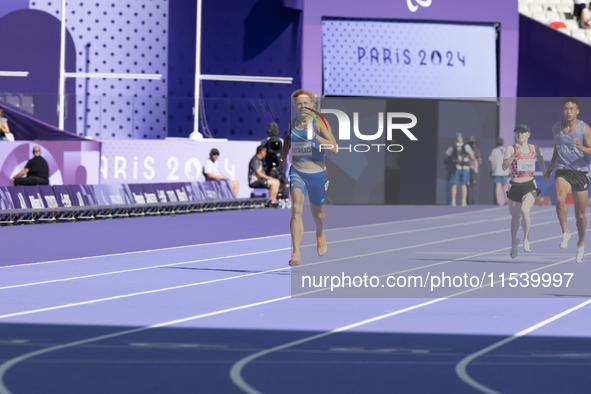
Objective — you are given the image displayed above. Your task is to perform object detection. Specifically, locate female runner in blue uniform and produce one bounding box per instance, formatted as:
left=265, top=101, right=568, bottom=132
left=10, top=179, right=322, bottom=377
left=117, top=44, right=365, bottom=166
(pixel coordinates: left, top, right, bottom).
left=279, top=90, right=338, bottom=266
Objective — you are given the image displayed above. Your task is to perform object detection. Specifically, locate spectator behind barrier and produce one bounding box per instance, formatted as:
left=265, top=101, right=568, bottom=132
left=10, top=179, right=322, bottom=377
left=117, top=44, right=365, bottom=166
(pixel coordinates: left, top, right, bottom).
left=203, top=148, right=239, bottom=196
left=466, top=136, right=483, bottom=205
left=581, top=2, right=591, bottom=27
left=248, top=145, right=280, bottom=204
left=11, top=146, right=50, bottom=186
left=444, top=132, right=475, bottom=206
left=0, top=109, right=14, bottom=141
left=489, top=137, right=510, bottom=205
left=575, top=0, right=587, bottom=23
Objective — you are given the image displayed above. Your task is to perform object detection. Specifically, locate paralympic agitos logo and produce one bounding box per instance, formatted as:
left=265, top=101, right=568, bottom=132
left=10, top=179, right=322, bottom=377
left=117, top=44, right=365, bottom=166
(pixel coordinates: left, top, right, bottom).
left=303, top=107, right=418, bottom=153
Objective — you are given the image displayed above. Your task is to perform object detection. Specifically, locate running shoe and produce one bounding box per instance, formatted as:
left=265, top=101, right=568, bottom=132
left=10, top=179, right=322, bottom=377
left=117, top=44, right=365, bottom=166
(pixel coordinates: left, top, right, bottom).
left=288, top=253, right=301, bottom=267
left=461, top=200, right=467, bottom=206
left=523, top=240, right=531, bottom=252
left=576, top=246, right=585, bottom=263
left=317, top=233, right=327, bottom=256
left=559, top=232, right=571, bottom=249
left=451, top=200, right=456, bottom=206
left=510, top=238, right=520, bottom=259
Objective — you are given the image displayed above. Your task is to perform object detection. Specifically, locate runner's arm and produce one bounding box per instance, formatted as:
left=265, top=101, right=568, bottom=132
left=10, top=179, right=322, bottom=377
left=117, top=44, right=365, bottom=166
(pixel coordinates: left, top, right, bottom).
left=574, top=125, right=591, bottom=156
left=502, top=145, right=516, bottom=171
left=534, top=145, right=547, bottom=175
left=313, top=120, right=338, bottom=154
left=279, top=121, right=292, bottom=170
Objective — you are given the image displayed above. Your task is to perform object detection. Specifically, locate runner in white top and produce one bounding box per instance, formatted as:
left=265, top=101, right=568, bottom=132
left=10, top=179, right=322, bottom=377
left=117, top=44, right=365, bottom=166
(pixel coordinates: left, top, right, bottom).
left=502, top=124, right=547, bottom=258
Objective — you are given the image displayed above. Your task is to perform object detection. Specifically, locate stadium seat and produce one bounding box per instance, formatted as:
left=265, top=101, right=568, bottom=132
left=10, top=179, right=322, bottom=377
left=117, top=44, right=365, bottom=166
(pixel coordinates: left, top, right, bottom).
left=564, top=20, right=579, bottom=29
left=519, top=5, right=531, bottom=14
left=546, top=11, right=561, bottom=20
left=529, top=4, right=544, bottom=12
left=585, top=29, right=591, bottom=38
left=532, top=11, right=548, bottom=21
left=571, top=29, right=587, bottom=41
left=519, top=0, right=535, bottom=4
left=545, top=0, right=560, bottom=5
left=557, top=3, right=571, bottom=13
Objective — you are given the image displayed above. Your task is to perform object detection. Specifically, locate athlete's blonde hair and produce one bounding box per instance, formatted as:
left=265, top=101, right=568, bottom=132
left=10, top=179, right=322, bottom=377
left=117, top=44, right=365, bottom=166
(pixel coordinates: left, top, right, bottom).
left=291, top=90, right=318, bottom=109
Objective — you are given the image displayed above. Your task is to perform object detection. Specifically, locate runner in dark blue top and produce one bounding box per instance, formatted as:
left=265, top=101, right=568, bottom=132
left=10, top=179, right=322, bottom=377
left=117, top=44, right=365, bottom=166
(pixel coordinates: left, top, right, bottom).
left=279, top=90, right=337, bottom=266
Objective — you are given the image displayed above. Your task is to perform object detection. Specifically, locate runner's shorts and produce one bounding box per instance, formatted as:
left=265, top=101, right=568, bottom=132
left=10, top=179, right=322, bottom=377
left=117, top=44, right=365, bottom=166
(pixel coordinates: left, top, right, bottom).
left=289, top=165, right=328, bottom=206
left=506, top=179, right=541, bottom=202
left=555, top=169, right=590, bottom=192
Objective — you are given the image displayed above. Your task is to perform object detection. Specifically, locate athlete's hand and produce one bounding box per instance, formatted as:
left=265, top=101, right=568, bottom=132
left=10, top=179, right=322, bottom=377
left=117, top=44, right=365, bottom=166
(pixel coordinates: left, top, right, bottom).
left=279, top=157, right=284, bottom=171
left=543, top=171, right=551, bottom=181
left=575, top=138, right=583, bottom=150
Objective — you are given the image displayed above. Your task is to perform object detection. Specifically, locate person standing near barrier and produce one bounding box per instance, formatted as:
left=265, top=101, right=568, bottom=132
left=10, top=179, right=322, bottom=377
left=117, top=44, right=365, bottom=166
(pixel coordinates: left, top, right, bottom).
left=444, top=133, right=475, bottom=206
left=503, top=124, right=546, bottom=258
left=279, top=90, right=337, bottom=267
left=11, top=146, right=50, bottom=186
left=544, top=96, right=591, bottom=263
left=489, top=137, right=510, bottom=205
left=466, top=136, right=482, bottom=205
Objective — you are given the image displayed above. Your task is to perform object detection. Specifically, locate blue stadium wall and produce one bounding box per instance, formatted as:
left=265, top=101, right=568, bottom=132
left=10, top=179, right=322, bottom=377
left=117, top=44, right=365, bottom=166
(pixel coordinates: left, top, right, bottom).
left=0, top=0, right=302, bottom=141
left=518, top=15, right=591, bottom=98
left=168, top=0, right=303, bottom=140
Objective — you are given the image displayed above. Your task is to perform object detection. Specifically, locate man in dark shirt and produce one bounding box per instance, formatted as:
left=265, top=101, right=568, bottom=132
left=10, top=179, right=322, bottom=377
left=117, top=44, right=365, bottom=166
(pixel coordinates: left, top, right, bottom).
left=248, top=145, right=279, bottom=201
left=11, top=146, right=50, bottom=186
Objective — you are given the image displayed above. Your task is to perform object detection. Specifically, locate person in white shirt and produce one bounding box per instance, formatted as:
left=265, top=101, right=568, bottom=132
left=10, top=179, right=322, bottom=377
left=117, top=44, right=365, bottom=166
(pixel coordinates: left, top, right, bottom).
left=203, top=148, right=239, bottom=196
left=488, top=137, right=510, bottom=205
left=581, top=2, right=591, bottom=27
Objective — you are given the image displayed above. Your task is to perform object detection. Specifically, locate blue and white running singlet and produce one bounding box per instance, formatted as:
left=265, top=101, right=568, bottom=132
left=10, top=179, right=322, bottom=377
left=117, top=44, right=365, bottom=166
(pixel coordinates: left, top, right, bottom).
left=289, top=117, right=329, bottom=206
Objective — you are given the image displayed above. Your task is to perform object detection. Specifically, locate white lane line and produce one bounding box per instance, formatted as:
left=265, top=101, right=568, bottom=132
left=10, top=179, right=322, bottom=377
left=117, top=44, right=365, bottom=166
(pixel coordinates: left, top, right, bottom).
left=0, top=221, right=557, bottom=318
left=229, top=298, right=448, bottom=394
left=0, top=294, right=291, bottom=394
left=0, top=235, right=572, bottom=394
left=0, top=205, right=522, bottom=270
left=0, top=234, right=290, bottom=270
left=455, top=298, right=591, bottom=394
left=0, top=211, right=537, bottom=291
left=0, top=248, right=290, bottom=291
left=229, top=249, right=587, bottom=394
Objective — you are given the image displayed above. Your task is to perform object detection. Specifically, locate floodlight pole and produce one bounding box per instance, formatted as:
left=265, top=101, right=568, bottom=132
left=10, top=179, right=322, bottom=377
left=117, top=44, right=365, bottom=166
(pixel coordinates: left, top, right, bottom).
left=58, top=0, right=67, bottom=130
left=194, top=0, right=203, bottom=134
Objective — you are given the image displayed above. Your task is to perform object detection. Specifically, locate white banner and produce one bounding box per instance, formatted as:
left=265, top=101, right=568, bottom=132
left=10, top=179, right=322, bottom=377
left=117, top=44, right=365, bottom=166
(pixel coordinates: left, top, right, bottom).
left=100, top=140, right=260, bottom=198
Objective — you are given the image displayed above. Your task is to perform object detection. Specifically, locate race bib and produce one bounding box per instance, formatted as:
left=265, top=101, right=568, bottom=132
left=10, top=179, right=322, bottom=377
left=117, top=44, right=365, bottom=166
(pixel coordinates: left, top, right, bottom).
left=292, top=141, right=313, bottom=159
left=517, top=159, right=535, bottom=172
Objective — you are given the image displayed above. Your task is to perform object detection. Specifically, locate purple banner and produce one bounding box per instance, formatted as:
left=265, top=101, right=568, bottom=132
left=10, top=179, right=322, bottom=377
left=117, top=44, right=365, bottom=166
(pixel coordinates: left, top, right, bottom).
left=99, top=140, right=260, bottom=198
left=0, top=141, right=100, bottom=186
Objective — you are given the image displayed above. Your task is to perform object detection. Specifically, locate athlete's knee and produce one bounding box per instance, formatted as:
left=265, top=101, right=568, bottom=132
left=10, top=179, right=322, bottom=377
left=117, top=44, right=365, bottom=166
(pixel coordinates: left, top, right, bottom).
left=312, top=209, right=325, bottom=220
left=291, top=204, right=304, bottom=217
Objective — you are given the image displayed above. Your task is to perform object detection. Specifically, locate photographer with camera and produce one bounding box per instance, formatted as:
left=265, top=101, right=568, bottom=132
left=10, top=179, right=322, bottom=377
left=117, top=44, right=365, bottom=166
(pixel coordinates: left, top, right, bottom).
left=261, top=122, right=289, bottom=202
left=248, top=145, right=280, bottom=204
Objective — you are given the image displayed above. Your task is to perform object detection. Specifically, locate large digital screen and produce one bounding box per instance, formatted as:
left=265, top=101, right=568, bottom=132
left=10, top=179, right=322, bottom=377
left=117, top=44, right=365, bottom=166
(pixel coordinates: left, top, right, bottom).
left=322, top=19, right=498, bottom=98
